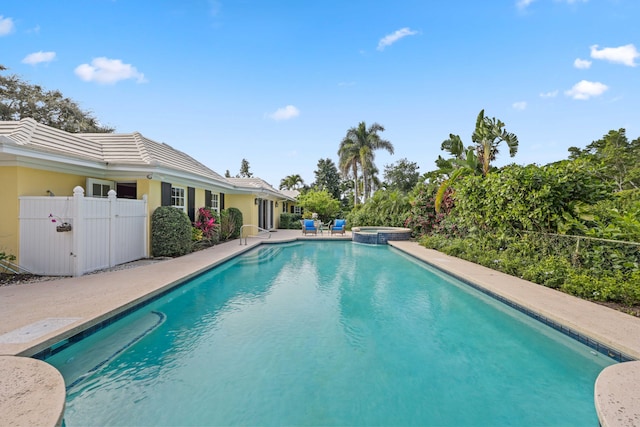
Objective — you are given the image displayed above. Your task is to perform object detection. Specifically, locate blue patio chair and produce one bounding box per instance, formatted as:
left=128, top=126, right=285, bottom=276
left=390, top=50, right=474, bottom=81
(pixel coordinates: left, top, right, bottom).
left=330, top=219, right=346, bottom=235
left=301, top=219, right=318, bottom=235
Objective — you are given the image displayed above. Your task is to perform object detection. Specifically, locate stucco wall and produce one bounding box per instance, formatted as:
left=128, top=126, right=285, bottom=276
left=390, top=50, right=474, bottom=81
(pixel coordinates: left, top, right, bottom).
left=225, top=194, right=257, bottom=234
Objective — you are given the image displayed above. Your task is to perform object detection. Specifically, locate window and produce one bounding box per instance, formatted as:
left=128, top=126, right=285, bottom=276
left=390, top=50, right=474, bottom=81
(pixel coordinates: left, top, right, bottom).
left=293, top=206, right=302, bottom=215
left=86, top=178, right=114, bottom=198
left=171, top=187, right=186, bottom=211
left=211, top=194, right=219, bottom=212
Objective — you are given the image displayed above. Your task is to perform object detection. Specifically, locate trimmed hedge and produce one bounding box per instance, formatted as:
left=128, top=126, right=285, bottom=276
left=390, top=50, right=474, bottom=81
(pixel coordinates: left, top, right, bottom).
left=151, top=206, right=193, bottom=257
left=279, top=213, right=302, bottom=229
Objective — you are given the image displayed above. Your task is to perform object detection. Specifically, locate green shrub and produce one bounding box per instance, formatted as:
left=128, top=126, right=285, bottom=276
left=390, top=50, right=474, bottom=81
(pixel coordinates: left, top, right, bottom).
left=297, top=190, right=340, bottom=223
left=219, top=207, right=243, bottom=241
left=521, top=256, right=571, bottom=289
left=346, top=189, right=410, bottom=228
left=279, top=213, right=302, bottom=229
left=421, top=230, right=640, bottom=306
left=151, top=207, right=193, bottom=257
left=562, top=270, right=640, bottom=306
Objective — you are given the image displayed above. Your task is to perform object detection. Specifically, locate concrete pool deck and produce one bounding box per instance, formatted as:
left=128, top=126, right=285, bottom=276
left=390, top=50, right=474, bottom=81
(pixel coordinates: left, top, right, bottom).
left=0, top=230, right=638, bottom=426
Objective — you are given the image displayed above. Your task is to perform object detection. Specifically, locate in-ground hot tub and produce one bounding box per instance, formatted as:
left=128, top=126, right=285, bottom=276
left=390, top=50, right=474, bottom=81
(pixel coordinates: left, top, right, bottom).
left=351, top=226, right=412, bottom=244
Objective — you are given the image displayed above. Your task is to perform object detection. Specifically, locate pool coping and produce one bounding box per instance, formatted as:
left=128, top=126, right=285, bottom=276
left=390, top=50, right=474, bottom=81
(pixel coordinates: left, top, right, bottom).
left=1, top=232, right=638, bottom=426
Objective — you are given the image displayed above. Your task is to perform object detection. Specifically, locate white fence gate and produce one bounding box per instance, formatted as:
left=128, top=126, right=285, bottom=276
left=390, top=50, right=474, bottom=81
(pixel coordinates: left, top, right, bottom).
left=19, top=186, right=148, bottom=276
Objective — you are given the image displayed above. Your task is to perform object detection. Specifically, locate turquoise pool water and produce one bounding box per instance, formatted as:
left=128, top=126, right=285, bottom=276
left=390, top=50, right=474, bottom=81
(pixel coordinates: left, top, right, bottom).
left=47, top=242, right=614, bottom=426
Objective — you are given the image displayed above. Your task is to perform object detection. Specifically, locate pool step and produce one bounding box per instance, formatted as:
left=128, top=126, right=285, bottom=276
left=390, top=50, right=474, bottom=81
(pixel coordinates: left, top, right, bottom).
left=237, top=246, right=283, bottom=265
left=56, top=311, right=166, bottom=391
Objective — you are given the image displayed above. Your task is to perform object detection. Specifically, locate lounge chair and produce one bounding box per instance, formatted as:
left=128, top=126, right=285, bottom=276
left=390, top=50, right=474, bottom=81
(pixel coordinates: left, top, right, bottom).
left=329, top=219, right=346, bottom=235
left=301, top=219, right=318, bottom=235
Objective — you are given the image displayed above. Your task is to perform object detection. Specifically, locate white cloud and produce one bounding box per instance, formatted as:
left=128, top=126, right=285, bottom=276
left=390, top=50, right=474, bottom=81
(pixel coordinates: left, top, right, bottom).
left=268, top=105, right=300, bottom=121
left=377, top=27, right=418, bottom=51
left=590, top=44, right=639, bottom=67
left=512, top=101, right=527, bottom=110
left=562, top=0, right=587, bottom=3
left=516, top=0, right=536, bottom=9
left=0, top=16, right=15, bottom=36
left=565, top=80, right=608, bottom=100
left=573, top=58, right=591, bottom=69
left=22, top=51, right=56, bottom=65
left=540, top=90, right=558, bottom=98
left=74, top=57, right=146, bottom=84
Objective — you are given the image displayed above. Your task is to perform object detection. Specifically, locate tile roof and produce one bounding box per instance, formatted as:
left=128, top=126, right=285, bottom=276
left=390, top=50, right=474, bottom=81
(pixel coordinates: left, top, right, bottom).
left=80, top=132, right=228, bottom=182
left=0, top=118, right=104, bottom=161
left=0, top=118, right=227, bottom=184
left=226, top=178, right=298, bottom=201
left=0, top=118, right=295, bottom=199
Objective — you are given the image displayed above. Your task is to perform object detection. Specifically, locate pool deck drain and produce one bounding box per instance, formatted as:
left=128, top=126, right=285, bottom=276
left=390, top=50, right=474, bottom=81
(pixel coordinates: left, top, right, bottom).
left=0, top=230, right=638, bottom=427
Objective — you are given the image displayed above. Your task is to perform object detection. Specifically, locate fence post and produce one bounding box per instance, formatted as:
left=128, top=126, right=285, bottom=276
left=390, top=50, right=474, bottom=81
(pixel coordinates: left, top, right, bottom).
left=108, top=189, right=117, bottom=267
left=72, top=186, right=85, bottom=277
left=142, top=194, right=149, bottom=258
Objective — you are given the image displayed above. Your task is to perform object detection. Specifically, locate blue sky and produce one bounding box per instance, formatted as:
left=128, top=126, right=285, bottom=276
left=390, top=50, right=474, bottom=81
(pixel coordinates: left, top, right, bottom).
left=1, top=0, right=638, bottom=187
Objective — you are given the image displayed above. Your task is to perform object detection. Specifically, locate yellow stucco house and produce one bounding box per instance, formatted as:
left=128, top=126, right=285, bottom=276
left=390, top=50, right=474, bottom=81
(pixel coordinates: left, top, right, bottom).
left=0, top=118, right=297, bottom=268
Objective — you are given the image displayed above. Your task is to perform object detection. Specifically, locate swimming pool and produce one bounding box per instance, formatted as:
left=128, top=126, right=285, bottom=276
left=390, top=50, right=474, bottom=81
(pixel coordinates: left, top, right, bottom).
left=46, top=242, right=614, bottom=426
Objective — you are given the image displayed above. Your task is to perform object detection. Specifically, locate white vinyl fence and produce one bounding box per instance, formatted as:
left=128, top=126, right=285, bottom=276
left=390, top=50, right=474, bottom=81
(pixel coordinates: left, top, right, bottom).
left=19, top=186, right=148, bottom=276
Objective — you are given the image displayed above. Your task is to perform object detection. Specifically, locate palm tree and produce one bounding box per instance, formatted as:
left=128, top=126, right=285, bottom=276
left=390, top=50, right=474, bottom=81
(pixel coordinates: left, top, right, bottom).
left=472, top=110, right=519, bottom=176
left=338, top=121, right=394, bottom=204
left=279, top=174, right=304, bottom=190
left=338, top=136, right=360, bottom=206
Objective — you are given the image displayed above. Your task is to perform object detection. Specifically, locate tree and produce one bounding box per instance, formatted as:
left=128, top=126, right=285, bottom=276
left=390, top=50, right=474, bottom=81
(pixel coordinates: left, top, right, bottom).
left=568, top=129, right=640, bottom=191
left=225, top=170, right=232, bottom=178
left=312, top=158, right=341, bottom=199
left=0, top=65, right=113, bottom=133
left=238, top=158, right=253, bottom=178
left=296, top=189, right=340, bottom=223
left=338, top=136, right=360, bottom=207
left=338, top=121, right=394, bottom=205
left=280, top=174, right=304, bottom=190
left=472, top=110, right=519, bottom=176
left=383, top=158, right=420, bottom=193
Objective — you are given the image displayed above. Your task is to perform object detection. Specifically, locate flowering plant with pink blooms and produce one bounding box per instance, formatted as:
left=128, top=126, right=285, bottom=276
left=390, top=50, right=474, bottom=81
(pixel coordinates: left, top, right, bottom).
left=193, top=207, right=218, bottom=241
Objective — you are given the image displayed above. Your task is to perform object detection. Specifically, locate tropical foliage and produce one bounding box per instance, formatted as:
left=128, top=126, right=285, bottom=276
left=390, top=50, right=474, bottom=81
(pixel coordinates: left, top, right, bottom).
left=193, top=207, right=219, bottom=244
left=472, top=109, right=519, bottom=176
left=338, top=121, right=394, bottom=205
left=219, top=208, right=243, bottom=240
left=347, top=189, right=410, bottom=228
left=280, top=174, right=305, bottom=190
left=414, top=137, right=640, bottom=307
